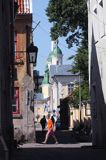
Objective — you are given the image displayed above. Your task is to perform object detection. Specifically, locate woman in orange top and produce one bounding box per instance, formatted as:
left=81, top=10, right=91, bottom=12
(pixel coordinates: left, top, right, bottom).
left=42, top=114, right=58, bottom=144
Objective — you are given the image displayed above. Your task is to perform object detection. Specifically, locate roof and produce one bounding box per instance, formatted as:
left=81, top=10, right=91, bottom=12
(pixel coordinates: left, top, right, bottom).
left=50, top=65, right=79, bottom=77
left=44, top=64, right=49, bottom=72
left=47, top=51, right=53, bottom=62
left=34, top=93, right=50, bottom=103
left=52, top=46, right=62, bottom=56
left=42, top=74, right=49, bottom=84
left=42, top=65, right=49, bottom=85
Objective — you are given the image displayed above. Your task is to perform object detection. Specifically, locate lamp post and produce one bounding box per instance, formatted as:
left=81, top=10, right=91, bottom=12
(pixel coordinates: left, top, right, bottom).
left=79, top=71, right=81, bottom=123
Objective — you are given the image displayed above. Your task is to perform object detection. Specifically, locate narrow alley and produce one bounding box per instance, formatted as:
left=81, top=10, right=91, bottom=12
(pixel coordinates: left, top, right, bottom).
left=11, top=130, right=105, bottom=160
left=12, top=147, right=106, bottom=160
left=11, top=132, right=105, bottom=160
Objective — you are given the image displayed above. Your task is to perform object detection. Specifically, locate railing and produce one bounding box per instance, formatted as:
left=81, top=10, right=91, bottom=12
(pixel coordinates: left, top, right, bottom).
left=17, top=0, right=32, bottom=14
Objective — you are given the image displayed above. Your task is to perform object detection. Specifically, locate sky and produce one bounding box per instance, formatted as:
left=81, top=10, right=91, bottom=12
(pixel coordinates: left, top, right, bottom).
left=32, top=0, right=77, bottom=75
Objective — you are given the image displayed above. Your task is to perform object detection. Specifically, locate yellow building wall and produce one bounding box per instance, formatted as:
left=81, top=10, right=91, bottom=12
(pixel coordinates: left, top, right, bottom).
left=42, top=85, right=49, bottom=99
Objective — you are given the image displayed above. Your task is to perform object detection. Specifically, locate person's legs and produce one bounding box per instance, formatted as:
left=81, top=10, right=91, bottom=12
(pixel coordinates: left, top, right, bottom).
left=42, top=130, right=58, bottom=144
left=42, top=130, right=50, bottom=143
left=51, top=131, right=58, bottom=143
left=52, top=134, right=58, bottom=143
left=42, top=126, right=45, bottom=131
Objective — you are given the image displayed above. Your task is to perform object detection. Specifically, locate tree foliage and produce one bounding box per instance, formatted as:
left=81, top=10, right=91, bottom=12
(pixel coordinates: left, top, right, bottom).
left=46, top=0, right=88, bottom=80
left=46, top=0, right=89, bottom=105
left=68, top=46, right=88, bottom=81
left=68, top=82, right=90, bottom=108
left=46, top=0, right=88, bottom=48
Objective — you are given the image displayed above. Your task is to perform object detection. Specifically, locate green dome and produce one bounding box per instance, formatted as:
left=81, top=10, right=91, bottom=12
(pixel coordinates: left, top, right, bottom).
left=45, top=64, right=49, bottom=72
left=42, top=74, right=49, bottom=84
left=52, top=46, right=62, bottom=56
left=42, top=64, right=49, bottom=84
left=47, top=51, right=54, bottom=62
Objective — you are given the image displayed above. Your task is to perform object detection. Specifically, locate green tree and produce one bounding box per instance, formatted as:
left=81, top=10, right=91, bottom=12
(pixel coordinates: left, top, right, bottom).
left=68, top=46, right=88, bottom=81
left=46, top=0, right=88, bottom=48
left=68, top=82, right=90, bottom=108
left=46, top=0, right=88, bottom=80
left=46, top=0, right=89, bottom=105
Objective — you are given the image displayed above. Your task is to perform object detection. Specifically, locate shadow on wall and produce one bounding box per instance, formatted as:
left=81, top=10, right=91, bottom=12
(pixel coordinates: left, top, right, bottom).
left=90, top=30, right=106, bottom=146
left=59, top=98, right=70, bottom=130
left=73, top=118, right=91, bottom=135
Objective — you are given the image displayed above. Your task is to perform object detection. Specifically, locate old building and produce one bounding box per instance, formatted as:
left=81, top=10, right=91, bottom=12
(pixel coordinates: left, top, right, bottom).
left=88, top=0, right=106, bottom=146
left=0, top=0, right=17, bottom=159
left=42, top=41, right=79, bottom=113
left=13, top=0, right=36, bottom=142
left=49, top=65, right=79, bottom=112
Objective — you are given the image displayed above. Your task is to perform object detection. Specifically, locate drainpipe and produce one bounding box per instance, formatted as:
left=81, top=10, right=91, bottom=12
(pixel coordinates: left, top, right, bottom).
left=79, top=71, right=81, bottom=123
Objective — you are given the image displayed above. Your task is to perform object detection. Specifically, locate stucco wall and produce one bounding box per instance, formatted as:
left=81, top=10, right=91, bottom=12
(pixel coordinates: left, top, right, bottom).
left=88, top=0, right=106, bottom=146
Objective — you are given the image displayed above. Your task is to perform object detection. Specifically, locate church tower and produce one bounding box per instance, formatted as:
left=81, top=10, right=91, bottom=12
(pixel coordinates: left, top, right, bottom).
left=42, top=39, right=63, bottom=100
left=42, top=64, right=50, bottom=99
left=51, top=40, right=63, bottom=65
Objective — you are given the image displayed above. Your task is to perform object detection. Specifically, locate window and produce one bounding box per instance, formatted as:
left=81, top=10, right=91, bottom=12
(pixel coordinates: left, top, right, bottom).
left=68, top=84, right=73, bottom=94
left=12, top=87, right=20, bottom=114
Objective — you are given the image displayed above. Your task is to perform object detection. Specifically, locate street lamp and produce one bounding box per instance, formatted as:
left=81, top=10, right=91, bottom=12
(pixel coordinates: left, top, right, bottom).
left=27, top=42, right=38, bottom=64
left=79, top=71, right=81, bottom=123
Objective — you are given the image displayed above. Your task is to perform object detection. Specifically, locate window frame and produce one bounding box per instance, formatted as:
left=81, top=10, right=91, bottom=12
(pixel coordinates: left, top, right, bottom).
left=12, top=87, right=20, bottom=115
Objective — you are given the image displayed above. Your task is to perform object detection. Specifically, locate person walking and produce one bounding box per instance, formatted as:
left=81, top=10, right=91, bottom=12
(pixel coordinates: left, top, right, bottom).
left=42, top=114, right=58, bottom=144
left=40, top=115, right=47, bottom=131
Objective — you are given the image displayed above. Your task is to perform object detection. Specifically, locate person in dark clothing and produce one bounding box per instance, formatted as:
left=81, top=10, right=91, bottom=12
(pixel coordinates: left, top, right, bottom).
left=51, top=115, right=56, bottom=131
left=40, top=115, right=47, bottom=131
left=51, top=116, right=55, bottom=125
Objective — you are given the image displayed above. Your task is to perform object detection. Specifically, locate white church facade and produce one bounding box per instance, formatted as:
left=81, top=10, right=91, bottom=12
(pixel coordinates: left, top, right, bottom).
left=42, top=41, right=79, bottom=113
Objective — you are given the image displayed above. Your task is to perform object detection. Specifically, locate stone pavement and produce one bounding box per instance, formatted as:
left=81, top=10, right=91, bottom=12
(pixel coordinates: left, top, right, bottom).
left=35, top=130, right=92, bottom=144
left=1, top=130, right=93, bottom=160
left=11, top=130, right=106, bottom=160
left=11, top=142, right=106, bottom=160
left=19, top=141, right=92, bottom=148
